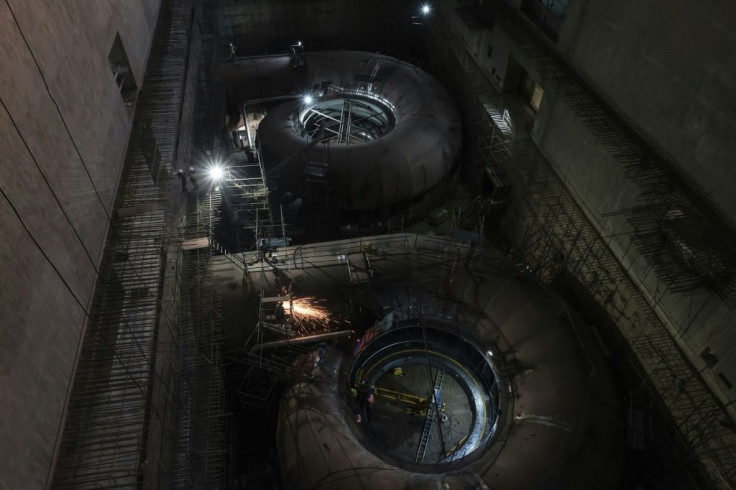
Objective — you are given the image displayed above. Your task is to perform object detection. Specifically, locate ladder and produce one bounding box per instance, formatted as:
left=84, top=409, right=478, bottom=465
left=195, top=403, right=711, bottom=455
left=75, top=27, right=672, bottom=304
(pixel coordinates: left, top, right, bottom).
left=303, top=157, right=330, bottom=207
left=415, top=369, right=445, bottom=463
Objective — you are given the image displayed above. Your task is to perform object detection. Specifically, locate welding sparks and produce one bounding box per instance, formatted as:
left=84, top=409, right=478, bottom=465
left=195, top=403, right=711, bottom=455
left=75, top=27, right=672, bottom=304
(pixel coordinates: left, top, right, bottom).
left=289, top=297, right=331, bottom=334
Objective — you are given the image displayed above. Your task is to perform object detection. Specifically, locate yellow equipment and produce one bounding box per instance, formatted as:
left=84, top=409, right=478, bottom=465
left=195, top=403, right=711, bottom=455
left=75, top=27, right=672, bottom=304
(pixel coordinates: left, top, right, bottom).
left=374, top=387, right=446, bottom=417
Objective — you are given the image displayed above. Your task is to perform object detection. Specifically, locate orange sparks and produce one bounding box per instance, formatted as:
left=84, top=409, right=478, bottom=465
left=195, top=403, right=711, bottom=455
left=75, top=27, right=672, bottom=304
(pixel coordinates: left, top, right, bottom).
left=289, top=297, right=331, bottom=333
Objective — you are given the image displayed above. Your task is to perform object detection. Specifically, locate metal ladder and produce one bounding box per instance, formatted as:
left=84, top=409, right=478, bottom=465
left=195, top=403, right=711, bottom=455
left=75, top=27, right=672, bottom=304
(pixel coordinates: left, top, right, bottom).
left=415, top=369, right=445, bottom=463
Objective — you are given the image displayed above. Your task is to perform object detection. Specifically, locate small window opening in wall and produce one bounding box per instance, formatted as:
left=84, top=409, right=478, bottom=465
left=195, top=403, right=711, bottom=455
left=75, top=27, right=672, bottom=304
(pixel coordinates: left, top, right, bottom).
left=530, top=83, right=544, bottom=112
left=700, top=347, right=719, bottom=368
left=717, top=373, right=733, bottom=390
left=518, top=70, right=544, bottom=112
left=108, top=33, right=137, bottom=105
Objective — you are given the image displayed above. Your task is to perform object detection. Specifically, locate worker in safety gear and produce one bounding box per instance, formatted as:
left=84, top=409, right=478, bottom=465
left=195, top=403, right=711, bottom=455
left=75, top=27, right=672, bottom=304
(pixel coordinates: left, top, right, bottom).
left=176, top=169, right=186, bottom=192
left=229, top=43, right=237, bottom=61
left=187, top=166, right=199, bottom=190
left=274, top=302, right=285, bottom=321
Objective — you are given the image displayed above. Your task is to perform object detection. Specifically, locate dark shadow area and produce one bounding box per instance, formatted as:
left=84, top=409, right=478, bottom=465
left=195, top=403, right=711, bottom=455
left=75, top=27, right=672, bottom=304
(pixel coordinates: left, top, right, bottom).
left=551, top=269, right=712, bottom=489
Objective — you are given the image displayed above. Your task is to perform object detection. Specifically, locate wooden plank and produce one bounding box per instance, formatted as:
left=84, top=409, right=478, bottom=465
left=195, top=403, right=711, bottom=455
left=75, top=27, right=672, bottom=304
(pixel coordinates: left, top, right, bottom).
left=181, top=237, right=210, bottom=250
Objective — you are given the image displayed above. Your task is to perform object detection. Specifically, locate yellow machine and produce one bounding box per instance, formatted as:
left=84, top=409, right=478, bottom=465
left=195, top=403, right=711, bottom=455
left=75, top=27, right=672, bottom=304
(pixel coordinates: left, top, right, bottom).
left=374, top=386, right=446, bottom=417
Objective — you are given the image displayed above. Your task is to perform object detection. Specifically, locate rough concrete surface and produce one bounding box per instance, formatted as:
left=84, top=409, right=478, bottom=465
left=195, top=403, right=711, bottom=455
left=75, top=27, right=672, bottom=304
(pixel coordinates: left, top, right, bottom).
left=558, top=0, right=736, bottom=220
left=0, top=1, right=160, bottom=487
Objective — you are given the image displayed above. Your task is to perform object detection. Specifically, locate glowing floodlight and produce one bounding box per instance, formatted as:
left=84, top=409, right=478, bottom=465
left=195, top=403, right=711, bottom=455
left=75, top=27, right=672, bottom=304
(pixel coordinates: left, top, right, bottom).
left=303, top=95, right=314, bottom=104
left=208, top=165, right=224, bottom=181
left=421, top=4, right=431, bottom=15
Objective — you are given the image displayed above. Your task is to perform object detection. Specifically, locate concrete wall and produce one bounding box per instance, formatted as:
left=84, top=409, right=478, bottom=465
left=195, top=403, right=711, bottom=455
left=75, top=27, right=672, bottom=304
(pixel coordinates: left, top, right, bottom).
left=544, top=0, right=736, bottom=409
left=532, top=76, right=736, bottom=411
left=219, top=0, right=418, bottom=57
left=533, top=86, right=641, bottom=220
left=558, top=0, right=736, bottom=221
left=438, top=0, right=736, bottom=413
left=445, top=18, right=509, bottom=91
left=0, top=1, right=160, bottom=487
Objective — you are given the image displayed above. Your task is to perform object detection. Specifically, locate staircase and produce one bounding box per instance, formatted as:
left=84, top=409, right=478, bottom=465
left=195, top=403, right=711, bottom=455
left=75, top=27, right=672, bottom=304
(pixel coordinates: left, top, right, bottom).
left=302, top=147, right=334, bottom=237
left=416, top=369, right=445, bottom=463
left=303, top=158, right=331, bottom=208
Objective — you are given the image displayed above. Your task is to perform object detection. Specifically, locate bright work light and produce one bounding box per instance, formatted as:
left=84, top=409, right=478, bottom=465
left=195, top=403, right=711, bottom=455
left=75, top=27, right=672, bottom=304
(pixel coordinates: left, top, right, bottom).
left=208, top=165, right=224, bottom=181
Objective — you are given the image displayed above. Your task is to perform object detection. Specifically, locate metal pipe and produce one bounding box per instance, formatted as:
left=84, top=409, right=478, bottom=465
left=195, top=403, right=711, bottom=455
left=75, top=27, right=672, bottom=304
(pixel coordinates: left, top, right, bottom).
left=250, top=330, right=352, bottom=352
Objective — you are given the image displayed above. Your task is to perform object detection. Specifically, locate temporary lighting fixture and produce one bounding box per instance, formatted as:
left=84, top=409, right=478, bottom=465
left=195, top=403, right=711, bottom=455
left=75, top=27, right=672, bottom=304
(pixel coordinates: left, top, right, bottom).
left=297, top=41, right=302, bottom=46
left=303, top=95, right=314, bottom=104
left=421, top=4, right=431, bottom=15
left=208, top=164, right=224, bottom=182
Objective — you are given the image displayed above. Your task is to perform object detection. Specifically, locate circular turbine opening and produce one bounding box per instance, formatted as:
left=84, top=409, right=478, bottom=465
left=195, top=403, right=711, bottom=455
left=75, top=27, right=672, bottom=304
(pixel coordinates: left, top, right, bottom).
left=348, top=325, right=502, bottom=469
left=298, top=94, right=395, bottom=145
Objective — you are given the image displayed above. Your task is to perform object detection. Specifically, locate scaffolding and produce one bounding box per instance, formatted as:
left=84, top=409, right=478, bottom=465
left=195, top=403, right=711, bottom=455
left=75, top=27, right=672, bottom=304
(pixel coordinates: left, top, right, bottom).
left=171, top=186, right=229, bottom=489
left=303, top=151, right=331, bottom=210
left=52, top=0, right=229, bottom=488
left=416, top=370, right=445, bottom=464
left=217, top=142, right=298, bottom=254
left=222, top=149, right=273, bottom=240
left=254, top=293, right=295, bottom=342
left=428, top=10, right=736, bottom=488
left=487, top=0, right=736, bottom=302
left=499, top=90, right=736, bottom=490
left=51, top=0, right=195, bottom=486
left=300, top=136, right=335, bottom=239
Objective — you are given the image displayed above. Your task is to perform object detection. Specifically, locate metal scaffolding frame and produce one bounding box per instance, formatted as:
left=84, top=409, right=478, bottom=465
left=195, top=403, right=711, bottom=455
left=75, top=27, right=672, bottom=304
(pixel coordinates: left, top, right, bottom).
left=169, top=186, right=229, bottom=488
left=500, top=105, right=736, bottom=488
left=52, top=0, right=229, bottom=488
left=428, top=10, right=736, bottom=488
left=302, top=144, right=332, bottom=210
left=52, top=0, right=195, bottom=486
left=222, top=149, right=273, bottom=239
left=300, top=97, right=392, bottom=145
left=486, top=0, right=736, bottom=303
left=462, top=92, right=514, bottom=198
left=498, top=98, right=736, bottom=489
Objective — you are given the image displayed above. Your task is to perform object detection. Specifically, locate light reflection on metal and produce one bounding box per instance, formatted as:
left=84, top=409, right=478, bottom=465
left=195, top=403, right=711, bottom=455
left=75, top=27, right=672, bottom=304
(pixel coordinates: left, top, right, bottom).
left=298, top=94, right=395, bottom=146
